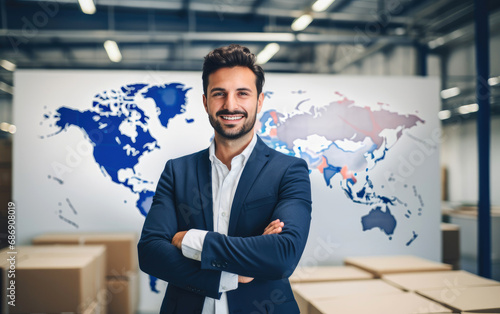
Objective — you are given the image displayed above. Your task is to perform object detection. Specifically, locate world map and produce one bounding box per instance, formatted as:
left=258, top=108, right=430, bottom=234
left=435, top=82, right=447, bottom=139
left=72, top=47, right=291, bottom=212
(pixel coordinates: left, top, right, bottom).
left=41, top=82, right=426, bottom=292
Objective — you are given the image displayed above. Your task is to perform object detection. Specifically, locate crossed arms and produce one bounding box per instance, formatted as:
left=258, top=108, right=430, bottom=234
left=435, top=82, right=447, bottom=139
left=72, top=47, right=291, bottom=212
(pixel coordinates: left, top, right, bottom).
left=137, top=156, right=312, bottom=299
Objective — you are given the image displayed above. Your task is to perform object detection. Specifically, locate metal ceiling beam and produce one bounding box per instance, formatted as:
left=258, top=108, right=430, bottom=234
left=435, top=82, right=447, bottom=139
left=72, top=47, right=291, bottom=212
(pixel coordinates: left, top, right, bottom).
left=0, top=30, right=413, bottom=45
left=425, top=9, right=500, bottom=50
left=331, top=40, right=392, bottom=72
left=425, top=2, right=474, bottom=32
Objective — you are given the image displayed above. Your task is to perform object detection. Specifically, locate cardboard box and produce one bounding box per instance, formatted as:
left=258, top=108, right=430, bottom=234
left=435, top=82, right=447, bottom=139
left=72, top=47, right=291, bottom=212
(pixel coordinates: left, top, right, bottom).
left=0, top=245, right=106, bottom=314
left=83, top=298, right=106, bottom=314
left=106, top=271, right=139, bottom=314
left=5, top=245, right=107, bottom=296
left=309, top=292, right=452, bottom=314
left=82, top=289, right=108, bottom=314
left=344, top=255, right=452, bottom=277
left=292, top=279, right=404, bottom=314
left=382, top=270, right=500, bottom=292
left=0, top=252, right=28, bottom=314
left=33, top=233, right=137, bottom=276
left=290, top=265, right=374, bottom=284
left=417, top=285, right=500, bottom=313
left=441, top=223, right=460, bottom=269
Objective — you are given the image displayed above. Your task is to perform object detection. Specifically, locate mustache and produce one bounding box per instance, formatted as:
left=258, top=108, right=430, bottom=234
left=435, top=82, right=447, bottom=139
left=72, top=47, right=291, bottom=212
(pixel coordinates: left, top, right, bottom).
left=216, top=109, right=247, bottom=117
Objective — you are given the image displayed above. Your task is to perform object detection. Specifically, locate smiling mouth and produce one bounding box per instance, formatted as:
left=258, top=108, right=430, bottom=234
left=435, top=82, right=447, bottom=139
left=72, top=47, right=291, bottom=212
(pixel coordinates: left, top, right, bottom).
left=220, top=115, right=244, bottom=121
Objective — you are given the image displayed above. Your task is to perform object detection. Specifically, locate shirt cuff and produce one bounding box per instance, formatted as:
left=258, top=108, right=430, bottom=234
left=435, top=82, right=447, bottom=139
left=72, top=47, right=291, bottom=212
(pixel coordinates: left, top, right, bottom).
left=181, top=229, right=208, bottom=261
left=219, top=271, right=238, bottom=292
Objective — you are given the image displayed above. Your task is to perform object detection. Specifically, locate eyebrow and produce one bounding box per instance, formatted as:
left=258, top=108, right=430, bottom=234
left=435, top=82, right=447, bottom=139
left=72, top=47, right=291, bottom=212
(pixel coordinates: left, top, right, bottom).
left=209, top=87, right=253, bottom=93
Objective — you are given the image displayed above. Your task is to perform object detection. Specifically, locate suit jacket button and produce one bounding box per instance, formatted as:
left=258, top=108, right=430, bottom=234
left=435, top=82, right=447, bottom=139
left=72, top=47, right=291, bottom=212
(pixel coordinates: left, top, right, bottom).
left=211, top=261, right=216, bottom=267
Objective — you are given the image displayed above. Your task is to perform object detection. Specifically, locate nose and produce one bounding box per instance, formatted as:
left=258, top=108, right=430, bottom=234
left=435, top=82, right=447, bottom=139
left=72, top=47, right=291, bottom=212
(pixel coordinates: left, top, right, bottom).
left=224, top=92, right=238, bottom=112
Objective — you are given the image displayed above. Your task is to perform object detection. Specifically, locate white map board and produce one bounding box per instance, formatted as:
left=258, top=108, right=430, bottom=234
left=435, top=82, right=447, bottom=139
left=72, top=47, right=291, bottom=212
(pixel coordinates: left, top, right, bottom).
left=13, top=70, right=441, bottom=311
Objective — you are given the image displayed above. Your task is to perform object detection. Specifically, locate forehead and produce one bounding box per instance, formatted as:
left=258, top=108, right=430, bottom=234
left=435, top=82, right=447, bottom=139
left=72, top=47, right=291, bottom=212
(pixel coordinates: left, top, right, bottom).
left=207, top=66, right=256, bottom=90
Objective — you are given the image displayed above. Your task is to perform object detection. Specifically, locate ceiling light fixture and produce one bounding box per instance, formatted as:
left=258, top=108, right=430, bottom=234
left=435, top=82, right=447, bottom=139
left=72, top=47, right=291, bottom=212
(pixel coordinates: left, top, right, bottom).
left=78, top=0, right=96, bottom=15
left=312, top=0, right=336, bottom=12
left=0, top=122, right=16, bottom=134
left=458, top=103, right=479, bottom=115
left=292, top=14, right=313, bottom=32
left=440, top=87, right=460, bottom=99
left=0, top=82, right=14, bottom=94
left=438, top=110, right=451, bottom=120
left=0, top=60, right=16, bottom=72
left=488, top=76, right=500, bottom=86
left=104, top=40, right=122, bottom=63
left=256, top=43, right=280, bottom=65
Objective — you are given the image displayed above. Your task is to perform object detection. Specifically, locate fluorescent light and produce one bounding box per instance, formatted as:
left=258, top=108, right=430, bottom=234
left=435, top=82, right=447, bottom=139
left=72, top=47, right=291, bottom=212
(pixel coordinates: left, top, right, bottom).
left=256, top=43, right=280, bottom=65
left=104, top=40, right=122, bottom=63
left=78, top=0, right=96, bottom=14
left=0, top=122, right=15, bottom=134
left=0, top=123, right=8, bottom=132
left=394, top=27, right=406, bottom=35
left=440, top=87, right=460, bottom=99
left=428, top=37, right=445, bottom=49
left=312, top=0, right=335, bottom=12
left=0, top=60, right=16, bottom=72
left=458, top=103, right=479, bottom=115
left=292, top=14, right=313, bottom=31
left=0, top=82, right=13, bottom=94
left=438, top=110, right=451, bottom=120
left=489, top=76, right=500, bottom=86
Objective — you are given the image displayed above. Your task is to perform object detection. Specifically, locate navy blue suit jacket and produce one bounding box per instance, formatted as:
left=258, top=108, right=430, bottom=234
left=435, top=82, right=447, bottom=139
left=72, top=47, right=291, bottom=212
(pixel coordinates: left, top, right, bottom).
left=138, top=136, right=312, bottom=314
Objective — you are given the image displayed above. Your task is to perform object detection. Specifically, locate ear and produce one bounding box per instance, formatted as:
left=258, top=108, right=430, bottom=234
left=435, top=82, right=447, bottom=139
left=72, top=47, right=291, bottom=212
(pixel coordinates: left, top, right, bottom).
left=202, top=94, right=208, bottom=113
left=256, top=92, right=264, bottom=114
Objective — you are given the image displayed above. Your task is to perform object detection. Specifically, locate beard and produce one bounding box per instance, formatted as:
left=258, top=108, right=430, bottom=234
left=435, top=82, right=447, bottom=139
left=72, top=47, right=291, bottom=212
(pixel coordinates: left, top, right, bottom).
left=209, top=107, right=257, bottom=140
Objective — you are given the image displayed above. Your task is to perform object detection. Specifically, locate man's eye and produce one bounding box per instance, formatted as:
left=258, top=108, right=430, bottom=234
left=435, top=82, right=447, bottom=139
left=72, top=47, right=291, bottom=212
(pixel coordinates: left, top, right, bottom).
left=213, top=92, right=224, bottom=97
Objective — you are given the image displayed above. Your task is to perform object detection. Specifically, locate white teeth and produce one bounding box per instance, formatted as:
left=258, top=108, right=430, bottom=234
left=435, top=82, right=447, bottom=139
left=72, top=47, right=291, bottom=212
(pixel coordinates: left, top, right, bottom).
left=221, top=116, right=242, bottom=120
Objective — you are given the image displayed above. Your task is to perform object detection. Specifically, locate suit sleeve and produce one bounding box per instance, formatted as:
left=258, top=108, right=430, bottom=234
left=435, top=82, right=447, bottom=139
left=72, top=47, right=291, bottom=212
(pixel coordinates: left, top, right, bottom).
left=137, top=160, right=222, bottom=299
left=200, top=158, right=312, bottom=280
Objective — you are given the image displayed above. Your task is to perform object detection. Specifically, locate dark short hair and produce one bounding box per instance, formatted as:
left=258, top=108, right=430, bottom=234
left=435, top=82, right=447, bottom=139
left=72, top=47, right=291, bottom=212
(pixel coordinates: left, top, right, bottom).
left=202, top=44, right=265, bottom=96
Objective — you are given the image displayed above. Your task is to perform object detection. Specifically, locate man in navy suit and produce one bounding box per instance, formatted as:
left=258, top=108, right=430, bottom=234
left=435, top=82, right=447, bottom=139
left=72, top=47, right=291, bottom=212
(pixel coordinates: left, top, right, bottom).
left=138, top=44, right=312, bottom=314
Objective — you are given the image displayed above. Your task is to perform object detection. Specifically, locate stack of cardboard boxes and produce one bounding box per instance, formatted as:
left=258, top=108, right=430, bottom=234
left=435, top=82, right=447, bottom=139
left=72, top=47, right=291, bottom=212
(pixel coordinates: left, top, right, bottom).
left=0, top=245, right=106, bottom=314
left=32, top=233, right=139, bottom=314
left=291, top=255, right=500, bottom=314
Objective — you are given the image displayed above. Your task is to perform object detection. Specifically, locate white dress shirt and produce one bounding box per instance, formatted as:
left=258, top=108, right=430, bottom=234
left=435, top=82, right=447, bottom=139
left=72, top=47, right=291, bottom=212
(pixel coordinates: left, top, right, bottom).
left=181, top=133, right=258, bottom=314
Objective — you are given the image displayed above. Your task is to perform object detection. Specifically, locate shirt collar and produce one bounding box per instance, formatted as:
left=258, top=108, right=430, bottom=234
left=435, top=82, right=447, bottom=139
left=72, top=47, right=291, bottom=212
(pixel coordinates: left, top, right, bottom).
left=209, top=133, right=258, bottom=166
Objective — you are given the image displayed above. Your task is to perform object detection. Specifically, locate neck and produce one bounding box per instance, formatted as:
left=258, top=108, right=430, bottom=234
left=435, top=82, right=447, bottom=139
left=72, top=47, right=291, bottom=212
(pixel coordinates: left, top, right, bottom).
left=214, top=132, right=254, bottom=169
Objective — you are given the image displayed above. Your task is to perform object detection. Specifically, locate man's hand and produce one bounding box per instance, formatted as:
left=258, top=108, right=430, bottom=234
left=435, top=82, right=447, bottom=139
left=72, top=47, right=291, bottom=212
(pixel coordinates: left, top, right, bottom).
left=263, top=219, right=284, bottom=235
left=238, top=275, right=254, bottom=283
left=173, top=220, right=284, bottom=284
left=172, top=230, right=188, bottom=250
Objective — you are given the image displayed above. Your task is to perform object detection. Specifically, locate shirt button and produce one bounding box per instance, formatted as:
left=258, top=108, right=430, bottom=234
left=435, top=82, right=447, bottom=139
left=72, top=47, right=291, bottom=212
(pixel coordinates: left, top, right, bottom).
left=221, top=212, right=226, bottom=217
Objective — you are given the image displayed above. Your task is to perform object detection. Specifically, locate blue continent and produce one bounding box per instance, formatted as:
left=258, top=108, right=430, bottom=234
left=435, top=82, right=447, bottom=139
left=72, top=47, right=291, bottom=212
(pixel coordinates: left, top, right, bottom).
left=361, top=205, right=397, bottom=236
left=143, top=83, right=192, bottom=128
left=53, top=106, right=157, bottom=187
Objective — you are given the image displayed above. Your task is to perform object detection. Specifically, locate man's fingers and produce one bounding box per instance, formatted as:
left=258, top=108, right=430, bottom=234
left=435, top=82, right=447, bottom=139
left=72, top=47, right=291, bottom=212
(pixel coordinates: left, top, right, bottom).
left=238, top=275, right=254, bottom=284
left=263, top=219, right=280, bottom=233
left=263, top=220, right=284, bottom=235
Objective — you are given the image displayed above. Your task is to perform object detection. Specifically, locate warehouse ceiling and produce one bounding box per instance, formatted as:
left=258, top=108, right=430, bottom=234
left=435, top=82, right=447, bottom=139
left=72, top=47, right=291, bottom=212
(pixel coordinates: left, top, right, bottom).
left=1, top=0, right=500, bottom=118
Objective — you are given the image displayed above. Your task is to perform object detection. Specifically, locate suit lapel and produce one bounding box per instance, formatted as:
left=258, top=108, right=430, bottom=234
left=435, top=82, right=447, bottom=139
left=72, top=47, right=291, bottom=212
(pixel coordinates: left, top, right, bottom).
left=228, top=137, right=270, bottom=236
left=197, top=149, right=214, bottom=231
